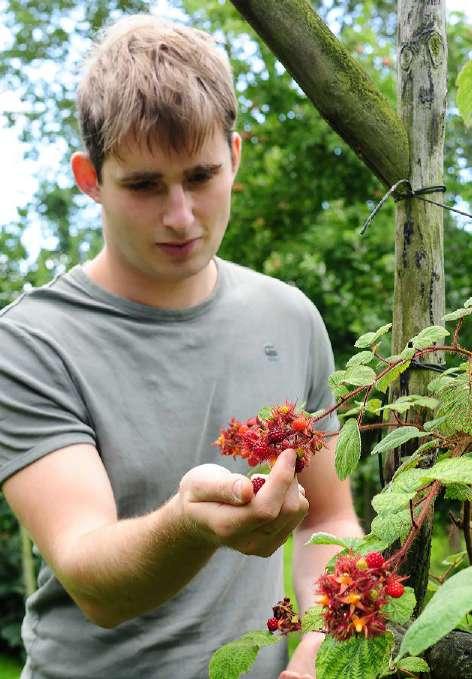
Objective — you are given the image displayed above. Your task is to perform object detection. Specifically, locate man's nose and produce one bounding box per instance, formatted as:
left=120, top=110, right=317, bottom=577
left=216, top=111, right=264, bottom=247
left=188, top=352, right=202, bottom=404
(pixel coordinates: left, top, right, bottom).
left=161, top=184, right=194, bottom=231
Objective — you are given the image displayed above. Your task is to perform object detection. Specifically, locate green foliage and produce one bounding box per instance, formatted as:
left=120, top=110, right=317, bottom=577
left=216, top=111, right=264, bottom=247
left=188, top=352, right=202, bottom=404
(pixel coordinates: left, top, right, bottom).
left=355, top=324, right=392, bottom=349
left=208, top=630, right=280, bottom=679
left=370, top=427, right=430, bottom=457
left=398, top=567, right=472, bottom=660
left=0, top=495, right=26, bottom=655
left=456, top=60, right=472, bottom=128
left=335, top=418, right=361, bottom=480
left=316, top=631, right=393, bottom=679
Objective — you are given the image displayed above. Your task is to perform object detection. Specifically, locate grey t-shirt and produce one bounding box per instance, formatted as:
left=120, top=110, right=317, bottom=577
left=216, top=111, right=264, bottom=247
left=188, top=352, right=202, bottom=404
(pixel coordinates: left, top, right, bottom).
left=0, top=258, right=338, bottom=679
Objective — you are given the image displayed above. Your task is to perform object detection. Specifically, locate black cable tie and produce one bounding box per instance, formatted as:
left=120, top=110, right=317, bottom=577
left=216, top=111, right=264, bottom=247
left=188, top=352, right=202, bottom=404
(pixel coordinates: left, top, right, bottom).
left=409, top=359, right=448, bottom=373
left=360, top=180, right=472, bottom=236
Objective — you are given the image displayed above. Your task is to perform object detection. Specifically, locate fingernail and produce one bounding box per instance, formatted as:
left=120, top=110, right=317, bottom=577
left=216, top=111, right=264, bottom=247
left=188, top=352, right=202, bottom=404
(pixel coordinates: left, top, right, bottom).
left=232, top=479, right=243, bottom=502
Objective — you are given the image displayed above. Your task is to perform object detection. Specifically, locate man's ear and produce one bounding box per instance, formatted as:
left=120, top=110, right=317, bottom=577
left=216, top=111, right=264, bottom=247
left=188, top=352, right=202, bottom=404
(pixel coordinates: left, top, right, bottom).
left=230, top=132, right=242, bottom=176
left=70, top=152, right=102, bottom=202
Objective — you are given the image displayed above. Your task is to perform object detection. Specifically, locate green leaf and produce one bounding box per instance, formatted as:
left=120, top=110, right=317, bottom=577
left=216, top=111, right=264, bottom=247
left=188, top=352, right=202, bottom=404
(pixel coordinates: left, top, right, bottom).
left=408, top=325, right=449, bottom=350
left=342, top=365, right=377, bottom=387
left=397, top=656, right=430, bottom=673
left=257, top=406, right=273, bottom=421
left=335, top=419, right=361, bottom=480
left=412, top=437, right=441, bottom=454
left=435, top=373, right=472, bottom=435
left=371, top=427, right=429, bottom=456
left=376, top=361, right=411, bottom=393
left=423, top=417, right=448, bottom=432
left=399, top=346, right=416, bottom=361
left=423, top=457, right=472, bottom=485
left=301, top=606, right=324, bottom=633
left=371, top=508, right=412, bottom=546
left=372, top=491, right=414, bottom=514
left=381, top=395, right=439, bottom=415
left=382, top=586, right=416, bottom=624
left=316, top=631, right=394, bottom=679
left=208, top=630, right=280, bottom=679
left=354, top=323, right=392, bottom=349
left=391, top=468, right=429, bottom=494
left=456, top=60, right=472, bottom=127
left=444, top=483, right=472, bottom=501
left=306, top=532, right=351, bottom=547
left=443, top=307, right=472, bottom=321
left=346, top=351, right=375, bottom=368
left=398, top=566, right=472, bottom=659
left=465, top=297, right=472, bottom=308
left=427, top=375, right=456, bottom=394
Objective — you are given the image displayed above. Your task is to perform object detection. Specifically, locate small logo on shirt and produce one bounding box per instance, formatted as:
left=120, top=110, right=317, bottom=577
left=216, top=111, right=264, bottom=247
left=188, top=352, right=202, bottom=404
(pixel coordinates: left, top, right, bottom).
left=264, top=343, right=279, bottom=361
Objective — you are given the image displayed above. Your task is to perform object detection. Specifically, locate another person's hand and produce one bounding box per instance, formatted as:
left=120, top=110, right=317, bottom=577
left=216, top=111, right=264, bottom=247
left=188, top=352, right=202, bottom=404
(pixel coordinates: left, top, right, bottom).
left=279, top=631, right=324, bottom=679
left=177, top=448, right=308, bottom=557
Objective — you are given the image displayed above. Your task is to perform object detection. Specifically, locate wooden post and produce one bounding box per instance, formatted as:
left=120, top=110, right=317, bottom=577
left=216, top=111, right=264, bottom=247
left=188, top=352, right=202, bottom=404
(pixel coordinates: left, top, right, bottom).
left=390, top=0, right=448, bottom=610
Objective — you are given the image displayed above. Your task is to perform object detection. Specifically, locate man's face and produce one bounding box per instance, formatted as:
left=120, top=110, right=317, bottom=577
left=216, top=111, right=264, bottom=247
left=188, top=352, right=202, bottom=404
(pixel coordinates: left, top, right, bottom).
left=96, top=128, right=241, bottom=288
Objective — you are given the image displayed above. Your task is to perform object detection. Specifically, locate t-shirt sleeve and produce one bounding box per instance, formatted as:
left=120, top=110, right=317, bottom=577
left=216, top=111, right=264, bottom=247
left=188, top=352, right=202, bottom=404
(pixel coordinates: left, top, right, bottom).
left=0, top=319, right=96, bottom=486
left=305, top=302, right=340, bottom=433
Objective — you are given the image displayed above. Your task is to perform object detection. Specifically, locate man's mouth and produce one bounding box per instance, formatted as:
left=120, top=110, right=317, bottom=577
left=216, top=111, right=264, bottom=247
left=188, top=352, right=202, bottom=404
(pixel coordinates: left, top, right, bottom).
left=156, top=237, right=201, bottom=257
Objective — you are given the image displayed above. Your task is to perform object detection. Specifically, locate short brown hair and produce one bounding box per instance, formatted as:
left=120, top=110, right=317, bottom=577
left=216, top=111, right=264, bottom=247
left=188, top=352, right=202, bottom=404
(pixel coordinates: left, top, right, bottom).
left=77, top=14, right=238, bottom=180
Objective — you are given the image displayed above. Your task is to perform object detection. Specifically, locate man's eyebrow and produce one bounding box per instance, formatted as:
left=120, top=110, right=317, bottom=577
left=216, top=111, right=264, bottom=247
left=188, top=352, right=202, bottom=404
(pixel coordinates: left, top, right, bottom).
left=117, top=163, right=223, bottom=183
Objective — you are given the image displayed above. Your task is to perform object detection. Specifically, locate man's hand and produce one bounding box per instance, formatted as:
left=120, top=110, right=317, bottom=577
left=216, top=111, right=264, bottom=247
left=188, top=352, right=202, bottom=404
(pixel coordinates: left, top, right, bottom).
left=279, top=631, right=324, bottom=679
left=178, top=449, right=309, bottom=557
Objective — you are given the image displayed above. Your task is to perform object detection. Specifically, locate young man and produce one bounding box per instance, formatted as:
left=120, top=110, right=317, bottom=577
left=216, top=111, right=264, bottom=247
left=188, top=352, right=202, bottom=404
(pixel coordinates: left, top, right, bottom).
left=0, top=15, right=361, bottom=679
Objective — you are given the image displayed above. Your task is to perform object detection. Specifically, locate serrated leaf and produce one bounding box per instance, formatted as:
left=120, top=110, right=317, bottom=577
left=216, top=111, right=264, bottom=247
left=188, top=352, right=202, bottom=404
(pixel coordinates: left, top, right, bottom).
left=423, top=417, right=448, bottom=432
left=457, top=60, right=472, bottom=127
left=399, top=346, right=416, bottom=361
left=382, top=586, right=416, bottom=624
left=376, top=361, right=411, bottom=393
left=443, top=307, right=472, bottom=321
left=465, top=297, right=472, bottom=308
left=306, top=532, right=351, bottom=548
left=435, top=373, right=472, bottom=435
left=208, top=630, right=280, bottom=679
left=391, top=468, right=429, bottom=494
left=423, top=456, right=472, bottom=484
left=371, top=508, right=412, bottom=546
left=342, top=365, right=377, bottom=387
left=413, top=437, right=441, bottom=454
left=335, top=419, right=361, bottom=480
left=371, top=427, right=429, bottom=456
left=354, top=323, right=392, bottom=349
left=372, top=491, right=414, bottom=514
left=409, top=325, right=450, bottom=349
left=398, top=567, right=472, bottom=659
left=346, top=351, right=375, bottom=368
left=427, top=375, right=456, bottom=394
left=302, top=606, right=324, bottom=633
left=329, top=370, right=347, bottom=388
left=397, top=656, right=429, bottom=673
left=444, top=483, right=472, bottom=501
left=316, top=631, right=394, bottom=679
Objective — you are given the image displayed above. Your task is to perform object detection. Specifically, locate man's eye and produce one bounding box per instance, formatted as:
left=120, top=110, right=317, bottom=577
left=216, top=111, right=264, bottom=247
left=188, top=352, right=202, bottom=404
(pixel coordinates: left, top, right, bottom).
left=128, top=182, right=156, bottom=192
left=187, top=172, right=212, bottom=185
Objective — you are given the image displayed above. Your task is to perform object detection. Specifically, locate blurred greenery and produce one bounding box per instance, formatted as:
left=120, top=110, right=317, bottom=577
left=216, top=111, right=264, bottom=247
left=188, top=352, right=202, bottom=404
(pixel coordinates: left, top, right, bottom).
left=0, top=0, right=470, bottom=664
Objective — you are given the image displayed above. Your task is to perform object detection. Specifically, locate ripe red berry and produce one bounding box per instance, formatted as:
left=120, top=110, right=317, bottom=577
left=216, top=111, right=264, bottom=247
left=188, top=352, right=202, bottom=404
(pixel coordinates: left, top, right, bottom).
left=295, top=457, right=305, bottom=473
left=292, top=417, right=307, bottom=432
left=267, top=617, right=279, bottom=632
left=365, top=552, right=385, bottom=569
left=252, top=477, right=266, bottom=494
left=386, top=580, right=405, bottom=598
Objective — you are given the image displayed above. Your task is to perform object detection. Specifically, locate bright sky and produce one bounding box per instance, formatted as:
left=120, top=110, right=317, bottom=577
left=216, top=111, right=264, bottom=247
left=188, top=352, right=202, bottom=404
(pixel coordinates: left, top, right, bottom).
left=0, top=0, right=470, bottom=258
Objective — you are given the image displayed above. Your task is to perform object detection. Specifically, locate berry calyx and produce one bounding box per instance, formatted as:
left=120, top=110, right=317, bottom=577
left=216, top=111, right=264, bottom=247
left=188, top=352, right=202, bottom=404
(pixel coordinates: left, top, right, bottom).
left=267, top=617, right=278, bottom=633
left=356, top=557, right=368, bottom=571
left=252, top=477, right=266, bottom=494
left=366, top=552, right=385, bottom=569
left=385, top=579, right=405, bottom=598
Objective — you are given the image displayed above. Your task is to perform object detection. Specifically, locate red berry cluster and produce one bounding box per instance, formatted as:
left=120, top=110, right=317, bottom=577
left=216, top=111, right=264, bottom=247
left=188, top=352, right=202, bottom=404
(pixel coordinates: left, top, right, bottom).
left=314, top=552, right=407, bottom=641
left=214, top=402, right=326, bottom=472
left=266, top=597, right=301, bottom=635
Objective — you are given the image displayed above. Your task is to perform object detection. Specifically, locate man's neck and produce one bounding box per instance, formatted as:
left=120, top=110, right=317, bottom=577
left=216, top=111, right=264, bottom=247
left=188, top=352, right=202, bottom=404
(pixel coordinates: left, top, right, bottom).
left=83, top=251, right=218, bottom=310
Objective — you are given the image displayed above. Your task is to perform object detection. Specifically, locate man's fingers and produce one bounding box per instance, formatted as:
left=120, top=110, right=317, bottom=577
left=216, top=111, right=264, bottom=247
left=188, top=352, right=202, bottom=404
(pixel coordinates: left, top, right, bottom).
left=256, top=448, right=296, bottom=508
left=180, top=464, right=252, bottom=505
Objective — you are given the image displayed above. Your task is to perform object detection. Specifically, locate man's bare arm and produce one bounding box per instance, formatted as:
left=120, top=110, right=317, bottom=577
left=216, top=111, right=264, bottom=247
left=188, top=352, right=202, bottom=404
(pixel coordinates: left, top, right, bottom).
left=3, top=444, right=307, bottom=628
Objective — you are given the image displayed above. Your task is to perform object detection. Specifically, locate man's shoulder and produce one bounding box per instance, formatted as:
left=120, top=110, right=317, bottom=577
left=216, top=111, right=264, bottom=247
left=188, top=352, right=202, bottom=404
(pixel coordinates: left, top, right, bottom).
left=220, top=258, right=319, bottom=318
